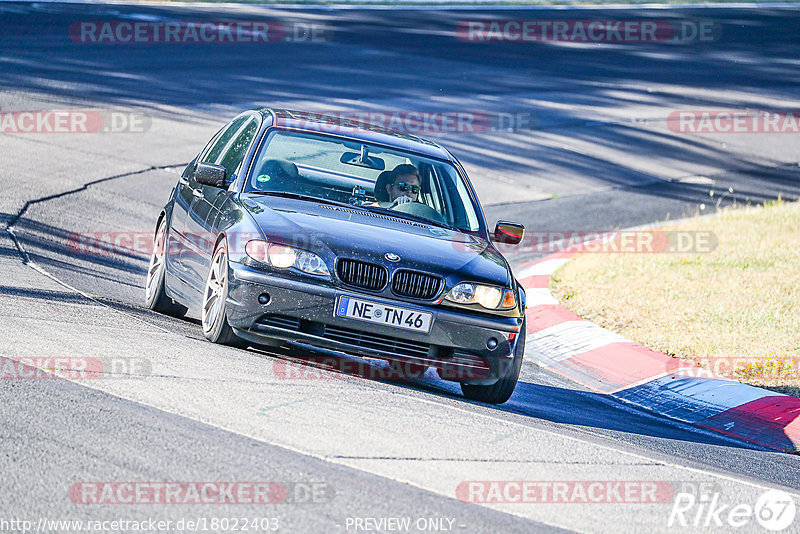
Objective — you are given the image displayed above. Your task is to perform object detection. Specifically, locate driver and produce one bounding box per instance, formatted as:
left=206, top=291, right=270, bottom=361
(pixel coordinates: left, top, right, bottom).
left=384, top=164, right=421, bottom=205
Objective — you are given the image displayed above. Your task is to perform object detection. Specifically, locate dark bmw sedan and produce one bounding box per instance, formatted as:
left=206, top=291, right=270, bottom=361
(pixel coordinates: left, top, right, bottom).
left=145, top=109, right=527, bottom=403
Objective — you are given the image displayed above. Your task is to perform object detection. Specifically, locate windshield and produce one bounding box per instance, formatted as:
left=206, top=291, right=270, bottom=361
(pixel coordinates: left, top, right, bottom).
left=244, top=129, right=482, bottom=232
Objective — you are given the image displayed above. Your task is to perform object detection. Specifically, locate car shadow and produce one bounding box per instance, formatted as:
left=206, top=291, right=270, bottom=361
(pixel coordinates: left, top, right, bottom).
left=245, top=343, right=783, bottom=454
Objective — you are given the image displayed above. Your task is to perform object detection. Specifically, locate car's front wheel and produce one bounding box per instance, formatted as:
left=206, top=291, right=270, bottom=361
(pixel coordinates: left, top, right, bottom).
left=145, top=219, right=187, bottom=317
left=202, top=238, right=244, bottom=346
left=460, top=321, right=525, bottom=404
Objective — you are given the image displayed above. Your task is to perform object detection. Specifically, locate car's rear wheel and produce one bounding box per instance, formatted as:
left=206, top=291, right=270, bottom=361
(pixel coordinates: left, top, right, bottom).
left=145, top=219, right=187, bottom=317
left=460, top=321, right=525, bottom=404
left=202, top=238, right=243, bottom=346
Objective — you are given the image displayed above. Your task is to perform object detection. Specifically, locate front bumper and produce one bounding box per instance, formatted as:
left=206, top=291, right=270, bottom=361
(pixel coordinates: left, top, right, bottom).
left=226, top=262, right=524, bottom=384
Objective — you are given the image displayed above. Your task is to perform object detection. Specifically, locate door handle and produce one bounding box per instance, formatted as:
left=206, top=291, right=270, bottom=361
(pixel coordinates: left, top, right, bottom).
left=178, top=177, right=189, bottom=186
left=192, top=188, right=204, bottom=199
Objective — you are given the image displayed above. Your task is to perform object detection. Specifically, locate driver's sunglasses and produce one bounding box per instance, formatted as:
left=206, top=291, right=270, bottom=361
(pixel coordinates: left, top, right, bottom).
left=394, top=182, right=421, bottom=193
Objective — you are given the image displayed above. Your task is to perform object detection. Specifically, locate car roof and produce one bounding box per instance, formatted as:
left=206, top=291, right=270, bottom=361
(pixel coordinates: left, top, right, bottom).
left=251, top=108, right=454, bottom=161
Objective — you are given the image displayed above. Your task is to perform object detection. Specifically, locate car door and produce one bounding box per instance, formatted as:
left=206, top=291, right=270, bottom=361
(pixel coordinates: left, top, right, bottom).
left=183, top=115, right=260, bottom=290
left=174, top=115, right=249, bottom=290
left=165, top=157, right=200, bottom=294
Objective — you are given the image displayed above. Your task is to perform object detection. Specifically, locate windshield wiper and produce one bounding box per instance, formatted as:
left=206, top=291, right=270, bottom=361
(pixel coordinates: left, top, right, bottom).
left=365, top=206, right=458, bottom=231
left=244, top=191, right=365, bottom=210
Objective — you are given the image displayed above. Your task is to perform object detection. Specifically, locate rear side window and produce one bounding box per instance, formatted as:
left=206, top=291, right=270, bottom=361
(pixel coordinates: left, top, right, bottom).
left=218, top=118, right=259, bottom=176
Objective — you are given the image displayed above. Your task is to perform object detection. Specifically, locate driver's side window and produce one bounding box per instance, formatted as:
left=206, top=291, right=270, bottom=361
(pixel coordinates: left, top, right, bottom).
left=218, top=118, right=259, bottom=179
left=202, top=116, right=249, bottom=166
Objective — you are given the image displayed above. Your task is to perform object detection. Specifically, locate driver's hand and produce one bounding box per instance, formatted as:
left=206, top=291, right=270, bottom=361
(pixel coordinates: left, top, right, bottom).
left=392, top=195, right=413, bottom=205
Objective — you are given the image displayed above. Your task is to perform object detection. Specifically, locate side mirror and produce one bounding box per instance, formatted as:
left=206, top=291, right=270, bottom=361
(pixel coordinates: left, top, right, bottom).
left=493, top=221, right=525, bottom=245
left=192, top=162, right=227, bottom=188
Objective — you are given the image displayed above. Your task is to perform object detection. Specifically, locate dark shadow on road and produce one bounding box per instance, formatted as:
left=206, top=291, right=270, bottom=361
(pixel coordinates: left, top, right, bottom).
left=2, top=3, right=800, bottom=202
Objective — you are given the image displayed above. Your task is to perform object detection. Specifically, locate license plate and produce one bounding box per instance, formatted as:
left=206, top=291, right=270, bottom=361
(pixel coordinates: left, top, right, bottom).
left=335, top=296, right=433, bottom=334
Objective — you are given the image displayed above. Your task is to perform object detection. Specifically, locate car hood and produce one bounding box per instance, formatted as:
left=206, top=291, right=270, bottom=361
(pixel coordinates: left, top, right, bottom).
left=242, top=196, right=511, bottom=286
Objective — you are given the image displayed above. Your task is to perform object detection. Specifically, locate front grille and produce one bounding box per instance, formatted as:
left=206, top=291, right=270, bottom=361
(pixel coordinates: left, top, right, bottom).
left=391, top=269, right=443, bottom=300
left=337, top=259, right=387, bottom=291
left=323, top=324, right=431, bottom=359
left=256, top=314, right=431, bottom=360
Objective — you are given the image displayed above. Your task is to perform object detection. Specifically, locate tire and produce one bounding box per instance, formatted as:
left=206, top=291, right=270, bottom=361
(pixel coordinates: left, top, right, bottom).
left=461, top=321, right=525, bottom=404
left=145, top=219, right=187, bottom=317
left=202, top=237, right=244, bottom=347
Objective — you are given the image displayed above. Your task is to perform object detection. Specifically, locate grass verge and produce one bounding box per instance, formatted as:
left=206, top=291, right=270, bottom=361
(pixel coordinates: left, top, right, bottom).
left=550, top=199, right=800, bottom=397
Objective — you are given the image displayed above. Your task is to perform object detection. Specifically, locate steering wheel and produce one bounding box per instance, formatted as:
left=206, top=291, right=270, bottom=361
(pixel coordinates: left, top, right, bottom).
left=390, top=200, right=447, bottom=225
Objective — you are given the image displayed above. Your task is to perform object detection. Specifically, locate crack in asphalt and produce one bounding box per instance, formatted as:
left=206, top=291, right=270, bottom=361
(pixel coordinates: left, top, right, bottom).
left=4, top=163, right=186, bottom=263
left=3, top=163, right=189, bottom=337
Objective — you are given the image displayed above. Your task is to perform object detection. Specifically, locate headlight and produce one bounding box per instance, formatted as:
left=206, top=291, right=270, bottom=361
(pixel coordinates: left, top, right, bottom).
left=245, top=240, right=329, bottom=276
left=445, top=282, right=516, bottom=310
left=268, top=244, right=297, bottom=269
left=294, top=249, right=329, bottom=275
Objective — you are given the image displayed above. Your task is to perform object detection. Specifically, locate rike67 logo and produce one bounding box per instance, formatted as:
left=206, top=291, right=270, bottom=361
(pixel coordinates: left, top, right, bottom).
left=669, top=485, right=796, bottom=531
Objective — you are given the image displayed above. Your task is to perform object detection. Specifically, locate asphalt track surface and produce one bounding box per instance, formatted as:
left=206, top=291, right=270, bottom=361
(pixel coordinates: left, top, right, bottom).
left=2, top=2, right=800, bottom=533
